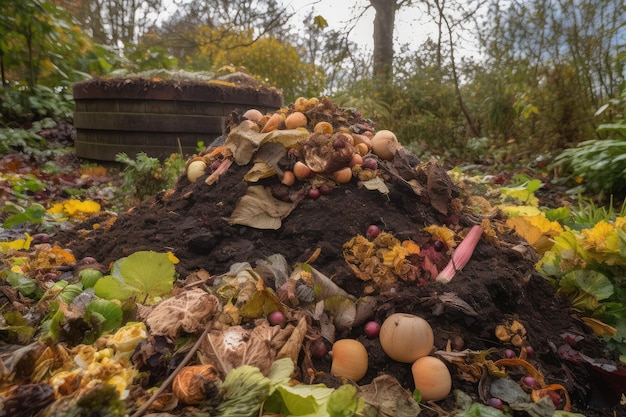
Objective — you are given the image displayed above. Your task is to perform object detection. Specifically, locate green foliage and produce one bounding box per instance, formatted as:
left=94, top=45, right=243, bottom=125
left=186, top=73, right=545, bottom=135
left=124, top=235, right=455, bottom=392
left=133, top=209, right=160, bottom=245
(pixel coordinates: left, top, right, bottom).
left=0, top=0, right=98, bottom=87
left=115, top=152, right=185, bottom=202
left=1, top=203, right=46, bottom=229
left=212, top=35, right=326, bottom=103
left=555, top=86, right=626, bottom=199
left=94, top=251, right=176, bottom=305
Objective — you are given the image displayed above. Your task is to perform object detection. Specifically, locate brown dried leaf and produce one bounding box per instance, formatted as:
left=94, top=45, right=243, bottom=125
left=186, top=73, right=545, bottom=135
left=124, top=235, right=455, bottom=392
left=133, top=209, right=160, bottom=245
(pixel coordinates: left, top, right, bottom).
left=277, top=316, right=308, bottom=364
left=202, top=320, right=294, bottom=374
left=143, top=288, right=219, bottom=338
left=359, top=374, right=421, bottom=417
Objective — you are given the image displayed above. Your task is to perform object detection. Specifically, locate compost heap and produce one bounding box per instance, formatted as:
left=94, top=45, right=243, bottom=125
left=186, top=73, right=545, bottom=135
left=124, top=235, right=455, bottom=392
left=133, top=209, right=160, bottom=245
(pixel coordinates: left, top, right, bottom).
left=55, top=97, right=624, bottom=417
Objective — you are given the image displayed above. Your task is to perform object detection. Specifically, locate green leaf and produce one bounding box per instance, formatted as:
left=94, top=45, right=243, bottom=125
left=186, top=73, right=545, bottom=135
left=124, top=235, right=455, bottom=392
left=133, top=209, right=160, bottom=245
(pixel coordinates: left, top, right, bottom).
left=327, top=385, right=362, bottom=417
left=6, top=271, right=37, bottom=296
left=83, top=299, right=123, bottom=342
left=94, top=251, right=176, bottom=305
left=79, top=268, right=104, bottom=288
left=2, top=203, right=46, bottom=228
left=85, top=299, right=123, bottom=331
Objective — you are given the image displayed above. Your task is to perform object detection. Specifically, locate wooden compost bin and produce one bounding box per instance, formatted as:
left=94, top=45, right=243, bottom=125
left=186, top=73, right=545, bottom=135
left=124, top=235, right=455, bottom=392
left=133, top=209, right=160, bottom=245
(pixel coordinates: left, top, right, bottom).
left=73, top=77, right=283, bottom=161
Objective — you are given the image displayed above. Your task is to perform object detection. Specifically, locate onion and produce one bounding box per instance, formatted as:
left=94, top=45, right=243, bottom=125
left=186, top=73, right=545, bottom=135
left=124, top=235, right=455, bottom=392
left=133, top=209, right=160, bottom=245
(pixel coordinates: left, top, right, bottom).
left=371, top=130, right=400, bottom=160
left=330, top=339, right=368, bottom=382
left=379, top=313, right=434, bottom=363
left=364, top=321, right=381, bottom=339
left=411, top=356, right=452, bottom=402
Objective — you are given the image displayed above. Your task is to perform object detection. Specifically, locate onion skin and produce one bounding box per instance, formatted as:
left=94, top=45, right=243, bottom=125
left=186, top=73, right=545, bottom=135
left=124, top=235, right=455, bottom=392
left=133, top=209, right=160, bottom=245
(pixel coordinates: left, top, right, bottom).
left=330, top=339, right=368, bottom=382
left=411, top=356, right=452, bottom=402
left=379, top=313, right=434, bottom=363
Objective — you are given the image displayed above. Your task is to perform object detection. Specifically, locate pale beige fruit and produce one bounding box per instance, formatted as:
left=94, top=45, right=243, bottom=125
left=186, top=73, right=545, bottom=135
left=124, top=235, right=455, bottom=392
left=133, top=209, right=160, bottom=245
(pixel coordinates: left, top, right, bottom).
left=371, top=130, right=400, bottom=160
left=285, top=112, right=308, bottom=129
left=379, top=313, right=434, bottom=363
left=330, top=339, right=368, bottom=382
left=186, top=160, right=207, bottom=183
left=293, top=161, right=313, bottom=180
left=411, top=356, right=452, bottom=401
left=261, top=113, right=282, bottom=133
left=281, top=170, right=296, bottom=186
left=333, top=166, right=353, bottom=183
left=243, top=108, right=263, bottom=122
left=313, top=121, right=333, bottom=134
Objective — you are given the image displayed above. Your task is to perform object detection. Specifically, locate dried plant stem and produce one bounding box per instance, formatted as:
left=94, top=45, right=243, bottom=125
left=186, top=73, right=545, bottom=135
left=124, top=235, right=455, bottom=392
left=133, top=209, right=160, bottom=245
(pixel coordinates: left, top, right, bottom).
left=130, top=322, right=213, bottom=417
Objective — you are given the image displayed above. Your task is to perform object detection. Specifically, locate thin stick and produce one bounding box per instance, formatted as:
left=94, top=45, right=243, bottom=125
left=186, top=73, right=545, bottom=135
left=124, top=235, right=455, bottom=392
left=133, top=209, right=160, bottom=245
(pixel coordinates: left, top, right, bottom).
left=130, top=322, right=213, bottom=417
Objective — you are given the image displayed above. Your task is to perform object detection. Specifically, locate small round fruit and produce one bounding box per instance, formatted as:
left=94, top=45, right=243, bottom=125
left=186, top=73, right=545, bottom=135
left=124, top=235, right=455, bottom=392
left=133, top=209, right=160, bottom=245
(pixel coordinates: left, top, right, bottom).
left=379, top=313, right=434, bottom=363
left=371, top=130, right=400, bottom=160
left=187, top=160, right=207, bottom=182
left=330, top=339, right=368, bottom=382
left=281, top=171, right=295, bottom=186
left=333, top=167, right=353, bottom=184
left=366, top=225, right=380, bottom=239
left=285, top=111, right=308, bottom=129
left=411, top=356, right=452, bottom=401
left=364, top=321, right=381, bottom=339
left=267, top=311, right=286, bottom=326
left=243, top=108, right=263, bottom=122
left=308, top=188, right=321, bottom=199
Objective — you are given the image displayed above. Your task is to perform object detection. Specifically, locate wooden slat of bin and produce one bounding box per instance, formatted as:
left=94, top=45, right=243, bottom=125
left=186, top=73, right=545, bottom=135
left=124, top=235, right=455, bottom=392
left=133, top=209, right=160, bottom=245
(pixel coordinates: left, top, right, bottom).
left=73, top=112, right=224, bottom=133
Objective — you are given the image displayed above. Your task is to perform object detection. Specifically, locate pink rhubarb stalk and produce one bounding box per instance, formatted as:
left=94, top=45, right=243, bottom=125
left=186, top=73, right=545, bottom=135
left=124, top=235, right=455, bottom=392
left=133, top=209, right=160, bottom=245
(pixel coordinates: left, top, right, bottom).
left=436, top=225, right=483, bottom=283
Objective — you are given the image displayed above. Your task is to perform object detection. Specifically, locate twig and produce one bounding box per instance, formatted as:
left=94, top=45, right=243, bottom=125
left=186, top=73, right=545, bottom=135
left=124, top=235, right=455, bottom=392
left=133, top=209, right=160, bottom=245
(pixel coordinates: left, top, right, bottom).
left=130, top=321, right=213, bottom=417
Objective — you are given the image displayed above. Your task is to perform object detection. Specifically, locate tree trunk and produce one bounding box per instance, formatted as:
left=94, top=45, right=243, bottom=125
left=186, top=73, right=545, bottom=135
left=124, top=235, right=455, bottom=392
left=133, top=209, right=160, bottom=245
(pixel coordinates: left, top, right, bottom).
left=370, top=0, right=396, bottom=83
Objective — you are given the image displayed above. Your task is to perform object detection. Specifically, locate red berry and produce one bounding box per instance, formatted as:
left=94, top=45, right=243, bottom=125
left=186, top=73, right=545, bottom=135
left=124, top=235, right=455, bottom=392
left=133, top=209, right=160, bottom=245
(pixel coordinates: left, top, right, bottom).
left=308, top=188, right=321, bottom=199
left=366, top=225, right=380, bottom=239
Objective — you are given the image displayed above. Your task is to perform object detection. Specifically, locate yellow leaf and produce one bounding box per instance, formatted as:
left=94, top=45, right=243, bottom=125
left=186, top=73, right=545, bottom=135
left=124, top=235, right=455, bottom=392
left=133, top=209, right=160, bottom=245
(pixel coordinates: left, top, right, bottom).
left=423, top=225, right=457, bottom=248
left=401, top=240, right=421, bottom=255
left=580, top=317, right=617, bottom=337
left=506, top=214, right=562, bottom=253
left=582, top=221, right=618, bottom=253
left=498, top=205, right=542, bottom=217
left=166, top=251, right=180, bottom=264
left=0, top=233, right=33, bottom=252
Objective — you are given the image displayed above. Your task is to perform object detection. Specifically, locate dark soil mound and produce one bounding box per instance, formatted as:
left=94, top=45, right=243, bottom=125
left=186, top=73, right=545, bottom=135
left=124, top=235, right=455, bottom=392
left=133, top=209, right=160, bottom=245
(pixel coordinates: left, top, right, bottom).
left=55, top=110, right=625, bottom=417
